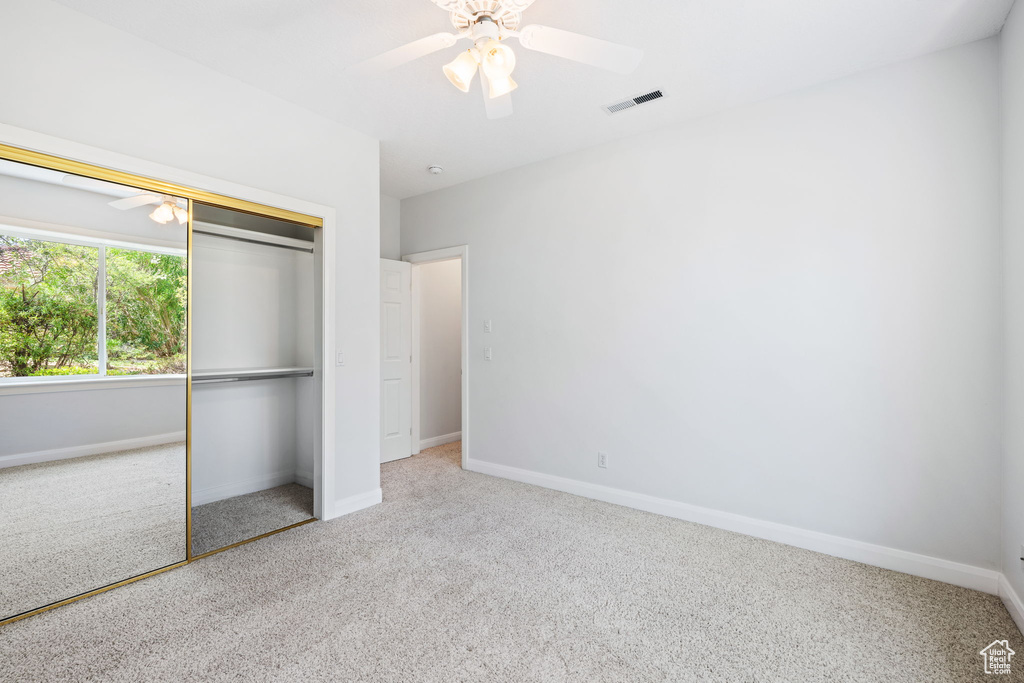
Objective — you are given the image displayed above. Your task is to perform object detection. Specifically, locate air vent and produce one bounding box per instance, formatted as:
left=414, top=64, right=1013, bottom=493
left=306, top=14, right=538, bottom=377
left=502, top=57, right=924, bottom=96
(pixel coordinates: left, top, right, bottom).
left=602, top=90, right=665, bottom=116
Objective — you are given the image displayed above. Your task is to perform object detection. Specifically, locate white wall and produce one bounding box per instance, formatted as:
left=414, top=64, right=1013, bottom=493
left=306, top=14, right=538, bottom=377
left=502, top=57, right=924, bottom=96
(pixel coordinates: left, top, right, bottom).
left=190, top=380, right=300, bottom=505
left=1002, top=2, right=1024, bottom=608
left=381, top=194, right=401, bottom=260
left=418, top=259, right=462, bottom=442
left=403, top=40, right=1002, bottom=570
left=0, top=0, right=381, bottom=512
left=191, top=235, right=313, bottom=371
left=0, top=384, right=184, bottom=460
left=190, top=233, right=315, bottom=502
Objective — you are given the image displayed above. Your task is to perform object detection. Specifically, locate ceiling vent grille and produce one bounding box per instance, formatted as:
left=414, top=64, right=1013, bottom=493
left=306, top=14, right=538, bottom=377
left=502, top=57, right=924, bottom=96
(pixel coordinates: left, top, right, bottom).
left=602, top=89, right=665, bottom=115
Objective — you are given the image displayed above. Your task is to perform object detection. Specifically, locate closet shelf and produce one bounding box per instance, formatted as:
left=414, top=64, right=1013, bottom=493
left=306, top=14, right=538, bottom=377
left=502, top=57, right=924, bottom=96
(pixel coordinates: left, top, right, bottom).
left=192, top=367, right=314, bottom=384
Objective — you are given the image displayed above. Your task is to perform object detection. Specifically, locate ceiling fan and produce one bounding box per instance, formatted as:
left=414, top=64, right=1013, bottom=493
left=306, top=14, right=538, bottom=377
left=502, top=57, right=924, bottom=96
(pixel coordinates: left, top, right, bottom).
left=108, top=193, right=188, bottom=225
left=350, top=0, right=644, bottom=119
left=50, top=173, right=189, bottom=225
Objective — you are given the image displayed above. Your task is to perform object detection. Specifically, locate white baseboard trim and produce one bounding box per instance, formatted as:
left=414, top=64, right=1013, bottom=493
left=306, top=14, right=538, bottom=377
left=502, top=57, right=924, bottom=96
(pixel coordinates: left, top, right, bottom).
left=465, top=458, right=1001, bottom=595
left=1000, top=575, right=1024, bottom=635
left=333, top=488, right=383, bottom=517
left=0, top=431, right=186, bottom=469
left=192, top=470, right=298, bottom=507
left=420, top=431, right=462, bottom=450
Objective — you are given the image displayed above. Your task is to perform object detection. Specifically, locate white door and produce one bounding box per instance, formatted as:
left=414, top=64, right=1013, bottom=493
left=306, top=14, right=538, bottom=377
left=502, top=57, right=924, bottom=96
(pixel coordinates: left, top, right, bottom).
left=380, top=259, right=412, bottom=463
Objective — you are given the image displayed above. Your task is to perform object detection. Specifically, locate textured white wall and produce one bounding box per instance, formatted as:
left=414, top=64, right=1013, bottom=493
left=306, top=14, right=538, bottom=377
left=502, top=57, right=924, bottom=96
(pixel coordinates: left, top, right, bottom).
left=0, top=0, right=381, bottom=508
left=403, top=40, right=1003, bottom=569
left=380, top=194, right=401, bottom=260
left=1002, top=3, right=1024, bottom=604
left=418, top=259, right=462, bottom=440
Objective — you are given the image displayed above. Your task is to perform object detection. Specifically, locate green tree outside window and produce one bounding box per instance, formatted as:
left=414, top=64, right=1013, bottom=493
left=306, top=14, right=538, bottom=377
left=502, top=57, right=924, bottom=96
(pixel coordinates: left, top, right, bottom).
left=0, top=234, right=186, bottom=378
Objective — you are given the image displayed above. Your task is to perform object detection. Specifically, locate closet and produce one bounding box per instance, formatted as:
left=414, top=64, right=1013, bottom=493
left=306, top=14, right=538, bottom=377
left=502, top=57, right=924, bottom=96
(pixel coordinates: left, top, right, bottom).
left=190, top=204, right=317, bottom=556
left=0, top=143, right=323, bottom=625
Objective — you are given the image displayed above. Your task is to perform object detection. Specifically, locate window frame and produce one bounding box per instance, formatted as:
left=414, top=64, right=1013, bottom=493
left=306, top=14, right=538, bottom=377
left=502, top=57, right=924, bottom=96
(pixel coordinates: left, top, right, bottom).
left=0, top=223, right=187, bottom=386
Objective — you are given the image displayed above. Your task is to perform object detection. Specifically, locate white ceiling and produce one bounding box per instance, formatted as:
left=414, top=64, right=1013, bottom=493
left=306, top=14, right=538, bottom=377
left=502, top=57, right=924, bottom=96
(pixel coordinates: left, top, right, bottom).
left=53, top=0, right=1014, bottom=198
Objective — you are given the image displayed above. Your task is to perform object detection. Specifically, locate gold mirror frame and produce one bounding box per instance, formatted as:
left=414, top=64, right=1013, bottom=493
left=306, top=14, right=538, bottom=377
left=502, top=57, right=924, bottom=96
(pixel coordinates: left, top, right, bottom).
left=0, top=143, right=322, bottom=626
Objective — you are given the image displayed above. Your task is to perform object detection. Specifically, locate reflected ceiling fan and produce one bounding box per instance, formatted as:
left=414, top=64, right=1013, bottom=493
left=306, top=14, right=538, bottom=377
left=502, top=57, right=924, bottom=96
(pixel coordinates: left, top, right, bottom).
left=108, top=193, right=188, bottom=224
left=49, top=173, right=189, bottom=225
left=350, top=0, right=643, bottom=119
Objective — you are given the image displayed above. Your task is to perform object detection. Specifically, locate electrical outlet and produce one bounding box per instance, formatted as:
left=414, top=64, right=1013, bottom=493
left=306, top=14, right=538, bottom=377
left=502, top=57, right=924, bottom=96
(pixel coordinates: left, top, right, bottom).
left=598, top=452, right=608, bottom=469
left=484, top=319, right=493, bottom=333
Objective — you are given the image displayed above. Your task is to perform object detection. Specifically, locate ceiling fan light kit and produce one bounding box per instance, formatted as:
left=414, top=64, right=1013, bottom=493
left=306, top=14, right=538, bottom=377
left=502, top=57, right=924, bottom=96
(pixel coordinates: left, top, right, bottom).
left=148, top=197, right=188, bottom=225
left=107, top=191, right=188, bottom=224
left=443, top=48, right=480, bottom=92
left=352, top=0, right=643, bottom=119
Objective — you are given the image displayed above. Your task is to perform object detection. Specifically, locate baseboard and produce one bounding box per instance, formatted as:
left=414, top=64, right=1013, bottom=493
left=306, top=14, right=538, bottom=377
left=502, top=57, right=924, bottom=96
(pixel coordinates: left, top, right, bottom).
left=420, top=431, right=461, bottom=450
left=192, top=470, right=298, bottom=506
left=1000, top=575, right=1024, bottom=635
left=333, top=488, right=383, bottom=517
left=465, top=458, right=1001, bottom=595
left=0, top=431, right=186, bottom=469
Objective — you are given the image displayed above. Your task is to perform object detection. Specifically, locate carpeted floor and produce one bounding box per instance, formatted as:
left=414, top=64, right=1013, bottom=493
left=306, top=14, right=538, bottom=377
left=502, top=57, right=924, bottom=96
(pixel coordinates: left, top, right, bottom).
left=191, top=483, right=313, bottom=556
left=0, top=443, right=186, bottom=621
left=1, top=441, right=1020, bottom=681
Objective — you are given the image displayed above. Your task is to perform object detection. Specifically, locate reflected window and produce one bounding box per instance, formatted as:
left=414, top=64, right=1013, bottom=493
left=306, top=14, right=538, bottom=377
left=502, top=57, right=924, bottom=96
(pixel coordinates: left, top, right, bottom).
left=0, top=236, right=99, bottom=377
left=0, top=230, right=186, bottom=379
left=105, top=248, right=186, bottom=376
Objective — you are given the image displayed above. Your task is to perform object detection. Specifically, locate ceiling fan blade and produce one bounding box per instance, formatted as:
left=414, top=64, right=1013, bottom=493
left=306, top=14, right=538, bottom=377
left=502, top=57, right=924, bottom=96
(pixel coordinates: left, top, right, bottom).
left=480, top=71, right=513, bottom=120
left=349, top=33, right=460, bottom=75
left=517, top=25, right=643, bottom=75
left=108, top=194, right=161, bottom=210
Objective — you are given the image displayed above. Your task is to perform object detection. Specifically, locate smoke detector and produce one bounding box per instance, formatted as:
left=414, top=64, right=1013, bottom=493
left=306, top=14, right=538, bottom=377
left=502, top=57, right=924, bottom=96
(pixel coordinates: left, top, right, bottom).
left=428, top=165, right=444, bottom=175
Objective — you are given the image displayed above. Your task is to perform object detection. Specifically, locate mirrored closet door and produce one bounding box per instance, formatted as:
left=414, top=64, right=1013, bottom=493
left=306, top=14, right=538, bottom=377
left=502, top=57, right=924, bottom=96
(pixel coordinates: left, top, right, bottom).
left=1, top=143, right=323, bottom=625
left=0, top=157, right=188, bottom=621
left=189, top=204, right=316, bottom=557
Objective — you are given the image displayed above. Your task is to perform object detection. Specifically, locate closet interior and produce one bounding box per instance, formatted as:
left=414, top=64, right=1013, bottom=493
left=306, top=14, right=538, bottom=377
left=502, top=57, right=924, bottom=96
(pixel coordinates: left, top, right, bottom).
left=190, top=204, right=317, bottom=556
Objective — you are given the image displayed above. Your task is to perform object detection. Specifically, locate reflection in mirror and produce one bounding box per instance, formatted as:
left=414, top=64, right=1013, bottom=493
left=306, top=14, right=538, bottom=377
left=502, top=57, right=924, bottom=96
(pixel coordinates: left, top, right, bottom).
left=190, top=203, right=315, bottom=556
left=0, top=158, right=187, bottom=621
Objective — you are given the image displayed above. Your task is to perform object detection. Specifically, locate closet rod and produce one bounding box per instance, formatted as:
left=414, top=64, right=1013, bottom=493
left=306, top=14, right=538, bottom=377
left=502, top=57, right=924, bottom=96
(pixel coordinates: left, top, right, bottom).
left=193, top=371, right=314, bottom=385
left=192, top=228, right=314, bottom=253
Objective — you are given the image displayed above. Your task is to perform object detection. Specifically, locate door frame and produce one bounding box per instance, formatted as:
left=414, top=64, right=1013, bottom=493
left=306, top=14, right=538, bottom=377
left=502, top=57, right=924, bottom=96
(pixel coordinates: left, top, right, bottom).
left=403, top=246, right=469, bottom=469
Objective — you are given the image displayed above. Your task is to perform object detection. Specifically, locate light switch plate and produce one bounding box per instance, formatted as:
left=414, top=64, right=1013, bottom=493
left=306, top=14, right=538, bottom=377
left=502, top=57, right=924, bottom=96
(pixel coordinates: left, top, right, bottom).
left=484, top=347, right=492, bottom=361
left=484, top=320, right=492, bottom=333
left=336, top=352, right=345, bottom=366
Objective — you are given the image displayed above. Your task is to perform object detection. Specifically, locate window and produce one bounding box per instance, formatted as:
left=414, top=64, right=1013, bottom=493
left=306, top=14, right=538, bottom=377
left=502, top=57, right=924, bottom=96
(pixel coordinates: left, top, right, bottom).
left=105, top=248, right=187, bottom=376
left=0, top=230, right=186, bottom=379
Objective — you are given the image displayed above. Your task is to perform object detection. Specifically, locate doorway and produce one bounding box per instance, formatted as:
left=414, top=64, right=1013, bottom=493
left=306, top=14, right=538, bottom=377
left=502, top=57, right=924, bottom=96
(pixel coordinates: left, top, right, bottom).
left=379, top=246, right=469, bottom=468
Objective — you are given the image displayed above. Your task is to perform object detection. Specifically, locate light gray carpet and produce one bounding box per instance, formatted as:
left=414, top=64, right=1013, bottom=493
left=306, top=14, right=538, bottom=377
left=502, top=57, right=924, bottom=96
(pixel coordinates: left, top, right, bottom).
left=0, top=443, right=186, bottom=621
left=1, top=441, right=1020, bottom=682
left=191, top=483, right=313, bottom=556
